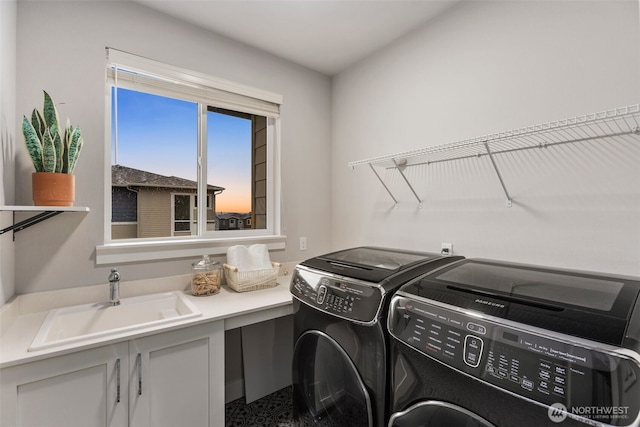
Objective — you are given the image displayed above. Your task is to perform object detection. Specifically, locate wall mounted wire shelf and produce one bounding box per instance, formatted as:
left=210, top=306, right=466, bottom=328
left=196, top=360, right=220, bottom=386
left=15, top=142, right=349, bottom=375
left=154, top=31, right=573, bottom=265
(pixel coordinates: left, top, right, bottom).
left=348, top=104, right=640, bottom=208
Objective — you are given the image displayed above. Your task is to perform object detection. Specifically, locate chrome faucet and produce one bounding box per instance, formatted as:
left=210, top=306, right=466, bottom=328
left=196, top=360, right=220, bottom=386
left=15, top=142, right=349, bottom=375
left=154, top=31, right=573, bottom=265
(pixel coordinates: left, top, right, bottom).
left=108, top=268, right=121, bottom=306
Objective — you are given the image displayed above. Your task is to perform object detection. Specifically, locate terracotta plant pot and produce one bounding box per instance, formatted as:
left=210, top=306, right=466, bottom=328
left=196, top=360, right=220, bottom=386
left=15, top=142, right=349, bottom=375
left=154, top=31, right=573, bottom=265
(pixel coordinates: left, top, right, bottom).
left=32, top=172, right=75, bottom=207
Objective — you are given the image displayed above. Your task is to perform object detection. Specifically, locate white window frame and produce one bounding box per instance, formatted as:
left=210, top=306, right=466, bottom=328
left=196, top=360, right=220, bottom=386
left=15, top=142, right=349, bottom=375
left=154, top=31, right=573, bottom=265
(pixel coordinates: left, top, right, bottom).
left=97, top=48, right=285, bottom=265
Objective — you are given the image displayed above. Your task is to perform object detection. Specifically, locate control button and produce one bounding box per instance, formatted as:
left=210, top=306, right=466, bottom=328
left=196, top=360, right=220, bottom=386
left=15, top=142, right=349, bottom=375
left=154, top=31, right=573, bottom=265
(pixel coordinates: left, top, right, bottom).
left=465, top=352, right=478, bottom=365
left=554, top=365, right=567, bottom=376
left=316, top=285, right=327, bottom=304
left=553, top=385, right=565, bottom=397
left=464, top=335, right=484, bottom=368
left=428, top=343, right=442, bottom=352
left=554, top=376, right=566, bottom=386
left=539, top=360, right=552, bottom=371
left=509, top=374, right=520, bottom=383
left=539, top=370, right=551, bottom=381
left=521, top=378, right=534, bottom=391
left=467, top=322, right=487, bottom=335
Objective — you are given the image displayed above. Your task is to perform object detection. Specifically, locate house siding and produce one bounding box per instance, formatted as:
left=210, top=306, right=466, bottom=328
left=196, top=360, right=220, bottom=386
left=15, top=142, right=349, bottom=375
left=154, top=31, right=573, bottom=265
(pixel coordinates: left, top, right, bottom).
left=138, top=189, right=171, bottom=238
left=111, top=223, right=137, bottom=239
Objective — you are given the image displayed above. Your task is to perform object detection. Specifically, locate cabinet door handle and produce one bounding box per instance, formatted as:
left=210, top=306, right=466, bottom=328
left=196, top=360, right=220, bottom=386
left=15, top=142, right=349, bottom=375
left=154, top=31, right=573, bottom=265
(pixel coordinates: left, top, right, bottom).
left=115, top=358, right=121, bottom=403
left=136, top=353, right=142, bottom=396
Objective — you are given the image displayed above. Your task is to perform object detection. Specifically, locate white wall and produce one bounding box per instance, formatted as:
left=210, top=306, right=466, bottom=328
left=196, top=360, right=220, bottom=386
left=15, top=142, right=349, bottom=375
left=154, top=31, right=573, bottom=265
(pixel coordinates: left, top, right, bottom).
left=332, top=1, right=640, bottom=276
left=0, top=0, right=17, bottom=305
left=10, top=0, right=640, bottom=297
left=14, top=1, right=332, bottom=294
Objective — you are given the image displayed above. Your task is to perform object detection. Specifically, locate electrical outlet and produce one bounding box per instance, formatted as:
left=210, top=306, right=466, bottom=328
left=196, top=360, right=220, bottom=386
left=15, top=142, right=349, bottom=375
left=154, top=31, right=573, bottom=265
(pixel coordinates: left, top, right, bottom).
left=300, top=237, right=308, bottom=251
left=441, top=243, right=453, bottom=256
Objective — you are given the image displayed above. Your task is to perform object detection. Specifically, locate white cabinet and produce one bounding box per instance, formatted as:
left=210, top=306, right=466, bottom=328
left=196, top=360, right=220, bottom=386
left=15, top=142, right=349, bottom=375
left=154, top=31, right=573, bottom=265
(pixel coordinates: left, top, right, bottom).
left=0, top=343, right=129, bottom=427
left=128, top=322, right=225, bottom=427
left=1, top=321, right=225, bottom=427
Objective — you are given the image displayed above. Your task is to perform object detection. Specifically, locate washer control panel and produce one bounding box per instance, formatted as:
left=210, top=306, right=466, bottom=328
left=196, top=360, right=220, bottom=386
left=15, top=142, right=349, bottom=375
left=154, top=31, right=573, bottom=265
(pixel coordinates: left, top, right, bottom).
left=291, top=266, right=383, bottom=324
left=389, top=295, right=640, bottom=426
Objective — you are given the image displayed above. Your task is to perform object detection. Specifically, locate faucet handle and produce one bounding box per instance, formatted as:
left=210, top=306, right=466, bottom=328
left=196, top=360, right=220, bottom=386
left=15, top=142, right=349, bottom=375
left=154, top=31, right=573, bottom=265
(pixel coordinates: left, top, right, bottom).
left=109, top=268, right=120, bottom=282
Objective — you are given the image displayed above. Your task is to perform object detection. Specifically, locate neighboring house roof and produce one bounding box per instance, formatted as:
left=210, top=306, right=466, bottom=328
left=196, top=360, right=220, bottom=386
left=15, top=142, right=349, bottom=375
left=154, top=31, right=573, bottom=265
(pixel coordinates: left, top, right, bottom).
left=217, top=213, right=251, bottom=220
left=112, top=165, right=225, bottom=192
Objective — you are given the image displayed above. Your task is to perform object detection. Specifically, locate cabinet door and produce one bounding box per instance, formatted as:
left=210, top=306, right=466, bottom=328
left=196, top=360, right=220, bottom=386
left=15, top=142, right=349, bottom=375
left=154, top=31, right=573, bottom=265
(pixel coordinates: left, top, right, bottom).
left=0, top=343, right=129, bottom=427
left=129, top=321, right=224, bottom=427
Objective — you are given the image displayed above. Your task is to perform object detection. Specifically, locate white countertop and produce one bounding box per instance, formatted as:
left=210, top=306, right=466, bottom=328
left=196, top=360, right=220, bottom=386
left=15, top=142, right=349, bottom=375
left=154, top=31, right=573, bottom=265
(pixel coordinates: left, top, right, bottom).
left=0, top=263, right=297, bottom=369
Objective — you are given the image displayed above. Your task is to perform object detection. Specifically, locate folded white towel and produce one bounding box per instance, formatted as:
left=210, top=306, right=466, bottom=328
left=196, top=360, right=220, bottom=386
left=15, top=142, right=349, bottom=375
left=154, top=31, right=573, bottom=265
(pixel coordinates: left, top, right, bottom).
left=249, top=244, right=272, bottom=270
left=227, top=245, right=251, bottom=271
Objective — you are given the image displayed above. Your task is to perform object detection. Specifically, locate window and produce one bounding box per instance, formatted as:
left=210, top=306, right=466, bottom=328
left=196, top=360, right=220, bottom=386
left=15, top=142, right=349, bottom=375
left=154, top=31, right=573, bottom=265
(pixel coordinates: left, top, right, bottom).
left=98, top=48, right=284, bottom=264
left=172, top=193, right=216, bottom=236
left=173, top=194, right=193, bottom=234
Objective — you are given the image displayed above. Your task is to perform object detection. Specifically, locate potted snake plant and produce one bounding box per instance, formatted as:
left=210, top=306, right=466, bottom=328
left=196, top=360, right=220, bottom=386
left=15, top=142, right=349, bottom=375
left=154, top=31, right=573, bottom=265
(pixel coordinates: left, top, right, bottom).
left=22, top=90, right=84, bottom=206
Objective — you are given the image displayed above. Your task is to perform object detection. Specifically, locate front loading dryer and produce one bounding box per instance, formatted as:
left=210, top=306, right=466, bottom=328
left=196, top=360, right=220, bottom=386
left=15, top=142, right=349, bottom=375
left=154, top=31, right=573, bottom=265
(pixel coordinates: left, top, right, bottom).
left=290, top=247, right=463, bottom=427
left=387, top=258, right=640, bottom=427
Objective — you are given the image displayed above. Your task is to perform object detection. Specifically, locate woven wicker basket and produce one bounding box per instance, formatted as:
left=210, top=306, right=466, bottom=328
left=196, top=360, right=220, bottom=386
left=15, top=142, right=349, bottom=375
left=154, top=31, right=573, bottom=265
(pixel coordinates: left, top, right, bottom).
left=223, top=262, right=281, bottom=292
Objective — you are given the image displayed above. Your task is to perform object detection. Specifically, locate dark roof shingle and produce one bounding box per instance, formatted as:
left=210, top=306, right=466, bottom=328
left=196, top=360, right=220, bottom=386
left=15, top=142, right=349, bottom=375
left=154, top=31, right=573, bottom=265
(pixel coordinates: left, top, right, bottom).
left=112, top=165, right=224, bottom=192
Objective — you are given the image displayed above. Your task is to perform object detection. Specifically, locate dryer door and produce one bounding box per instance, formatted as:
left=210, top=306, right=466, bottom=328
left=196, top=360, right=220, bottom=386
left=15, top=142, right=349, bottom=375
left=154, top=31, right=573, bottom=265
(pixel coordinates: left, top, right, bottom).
left=388, top=401, right=495, bottom=427
left=292, top=330, right=373, bottom=427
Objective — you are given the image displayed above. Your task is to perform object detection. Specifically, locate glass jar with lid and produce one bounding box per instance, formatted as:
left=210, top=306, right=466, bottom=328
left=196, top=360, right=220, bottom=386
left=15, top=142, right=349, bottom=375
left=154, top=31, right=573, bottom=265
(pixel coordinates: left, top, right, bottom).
left=191, top=255, right=222, bottom=296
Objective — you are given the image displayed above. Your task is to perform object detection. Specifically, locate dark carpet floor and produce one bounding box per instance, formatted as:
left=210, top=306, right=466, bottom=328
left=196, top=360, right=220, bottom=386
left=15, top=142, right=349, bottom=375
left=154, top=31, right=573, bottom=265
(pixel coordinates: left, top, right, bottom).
left=225, top=386, right=295, bottom=427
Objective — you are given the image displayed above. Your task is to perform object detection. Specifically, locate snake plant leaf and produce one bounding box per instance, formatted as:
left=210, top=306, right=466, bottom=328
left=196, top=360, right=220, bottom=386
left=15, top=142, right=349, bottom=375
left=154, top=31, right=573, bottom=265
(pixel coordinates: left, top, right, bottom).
left=63, top=119, right=71, bottom=174
left=42, top=128, right=57, bottom=173
left=66, top=125, right=83, bottom=174
left=22, top=115, right=44, bottom=172
left=31, top=109, right=46, bottom=144
left=49, top=123, right=63, bottom=173
left=42, top=91, right=60, bottom=130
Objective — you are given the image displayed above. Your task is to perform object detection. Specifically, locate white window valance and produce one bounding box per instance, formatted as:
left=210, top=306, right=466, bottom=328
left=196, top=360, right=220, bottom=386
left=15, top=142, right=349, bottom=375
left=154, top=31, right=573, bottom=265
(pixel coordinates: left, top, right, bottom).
left=106, top=47, right=282, bottom=118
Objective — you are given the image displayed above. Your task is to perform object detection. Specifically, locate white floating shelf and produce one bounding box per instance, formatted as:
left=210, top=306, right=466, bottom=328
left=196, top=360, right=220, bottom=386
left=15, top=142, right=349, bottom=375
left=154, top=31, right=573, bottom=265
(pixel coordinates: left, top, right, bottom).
left=0, top=206, right=90, bottom=212
left=0, top=206, right=90, bottom=237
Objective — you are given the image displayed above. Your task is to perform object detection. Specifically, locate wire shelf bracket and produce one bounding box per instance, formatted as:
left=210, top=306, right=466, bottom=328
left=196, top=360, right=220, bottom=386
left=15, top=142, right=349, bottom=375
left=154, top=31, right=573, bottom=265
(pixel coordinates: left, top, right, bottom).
left=392, top=158, right=423, bottom=208
left=368, top=163, right=399, bottom=207
left=483, top=142, right=512, bottom=207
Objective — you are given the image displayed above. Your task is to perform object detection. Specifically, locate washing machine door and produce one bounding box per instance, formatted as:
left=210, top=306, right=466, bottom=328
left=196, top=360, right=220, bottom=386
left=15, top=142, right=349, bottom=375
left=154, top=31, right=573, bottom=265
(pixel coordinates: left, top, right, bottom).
left=292, top=330, right=373, bottom=427
left=388, top=401, right=494, bottom=427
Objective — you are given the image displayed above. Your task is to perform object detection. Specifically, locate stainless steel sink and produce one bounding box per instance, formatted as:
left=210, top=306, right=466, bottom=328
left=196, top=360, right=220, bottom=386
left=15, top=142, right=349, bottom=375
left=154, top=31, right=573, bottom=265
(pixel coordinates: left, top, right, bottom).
left=29, top=292, right=201, bottom=351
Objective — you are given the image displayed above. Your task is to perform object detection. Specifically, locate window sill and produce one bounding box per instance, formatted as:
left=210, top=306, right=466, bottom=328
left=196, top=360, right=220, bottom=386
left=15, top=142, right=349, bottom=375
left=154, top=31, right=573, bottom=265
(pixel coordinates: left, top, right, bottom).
left=95, top=235, right=287, bottom=265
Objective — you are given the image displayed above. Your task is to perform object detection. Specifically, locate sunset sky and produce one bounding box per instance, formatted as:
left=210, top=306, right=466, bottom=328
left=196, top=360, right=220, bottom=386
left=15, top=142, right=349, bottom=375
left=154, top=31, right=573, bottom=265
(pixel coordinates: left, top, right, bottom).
left=112, top=88, right=251, bottom=213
